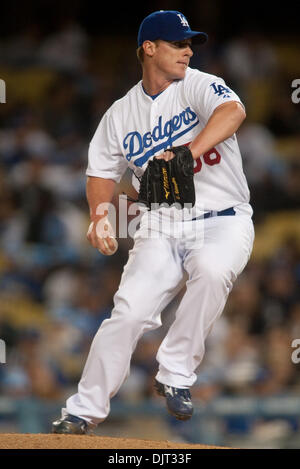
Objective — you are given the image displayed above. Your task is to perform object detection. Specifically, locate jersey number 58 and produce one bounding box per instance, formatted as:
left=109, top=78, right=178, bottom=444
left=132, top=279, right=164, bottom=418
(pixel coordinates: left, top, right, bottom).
left=194, top=147, right=221, bottom=173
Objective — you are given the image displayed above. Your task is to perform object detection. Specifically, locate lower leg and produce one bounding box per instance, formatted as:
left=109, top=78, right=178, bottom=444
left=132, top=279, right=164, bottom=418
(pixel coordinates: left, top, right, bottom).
left=156, top=266, right=232, bottom=388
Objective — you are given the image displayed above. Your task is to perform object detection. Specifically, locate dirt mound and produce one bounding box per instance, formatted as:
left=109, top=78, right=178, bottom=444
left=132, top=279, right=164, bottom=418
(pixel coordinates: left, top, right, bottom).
left=0, top=433, right=228, bottom=449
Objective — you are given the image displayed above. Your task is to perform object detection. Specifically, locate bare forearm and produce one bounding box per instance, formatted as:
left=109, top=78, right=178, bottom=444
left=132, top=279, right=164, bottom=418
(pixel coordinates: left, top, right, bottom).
left=189, top=102, right=246, bottom=159
left=86, top=176, right=116, bottom=221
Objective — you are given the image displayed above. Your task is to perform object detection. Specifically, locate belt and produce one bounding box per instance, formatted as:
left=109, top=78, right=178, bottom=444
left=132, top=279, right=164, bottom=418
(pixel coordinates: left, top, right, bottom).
left=191, top=207, right=235, bottom=221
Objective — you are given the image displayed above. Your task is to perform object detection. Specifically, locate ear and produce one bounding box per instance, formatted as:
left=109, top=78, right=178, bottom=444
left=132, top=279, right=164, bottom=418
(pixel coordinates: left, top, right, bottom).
left=143, top=40, right=157, bottom=58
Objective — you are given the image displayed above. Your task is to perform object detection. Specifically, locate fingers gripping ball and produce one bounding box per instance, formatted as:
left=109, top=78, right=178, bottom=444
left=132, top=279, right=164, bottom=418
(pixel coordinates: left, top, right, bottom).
left=96, top=218, right=118, bottom=255
left=100, top=238, right=118, bottom=255
left=88, top=219, right=118, bottom=256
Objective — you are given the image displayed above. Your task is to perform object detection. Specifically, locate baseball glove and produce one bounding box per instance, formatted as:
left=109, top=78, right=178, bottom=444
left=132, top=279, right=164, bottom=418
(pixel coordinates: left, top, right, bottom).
left=137, top=145, right=195, bottom=209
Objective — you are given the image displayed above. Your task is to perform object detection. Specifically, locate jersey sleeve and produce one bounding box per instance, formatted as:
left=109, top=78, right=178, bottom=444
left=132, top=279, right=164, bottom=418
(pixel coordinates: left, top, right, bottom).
left=86, top=110, right=128, bottom=183
left=185, top=70, right=244, bottom=122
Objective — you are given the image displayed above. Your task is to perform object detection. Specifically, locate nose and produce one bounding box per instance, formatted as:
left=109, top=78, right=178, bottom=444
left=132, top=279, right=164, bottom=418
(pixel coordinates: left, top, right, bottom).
left=185, top=45, right=193, bottom=57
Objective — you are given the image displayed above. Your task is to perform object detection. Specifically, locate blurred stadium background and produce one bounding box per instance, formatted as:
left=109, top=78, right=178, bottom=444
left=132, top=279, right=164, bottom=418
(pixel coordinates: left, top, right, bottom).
left=0, top=0, right=299, bottom=448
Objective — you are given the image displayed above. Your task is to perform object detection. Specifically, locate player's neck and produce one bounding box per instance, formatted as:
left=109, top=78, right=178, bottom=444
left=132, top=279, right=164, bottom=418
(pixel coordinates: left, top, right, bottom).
left=142, top=70, right=173, bottom=97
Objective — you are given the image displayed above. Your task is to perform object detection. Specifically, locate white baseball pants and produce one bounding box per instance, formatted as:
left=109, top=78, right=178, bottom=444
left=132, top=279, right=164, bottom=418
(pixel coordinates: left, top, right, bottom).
left=63, top=209, right=254, bottom=426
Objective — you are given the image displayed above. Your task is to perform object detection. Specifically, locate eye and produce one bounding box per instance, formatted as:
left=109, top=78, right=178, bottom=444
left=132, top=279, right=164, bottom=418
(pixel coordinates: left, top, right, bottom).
left=172, top=41, right=193, bottom=50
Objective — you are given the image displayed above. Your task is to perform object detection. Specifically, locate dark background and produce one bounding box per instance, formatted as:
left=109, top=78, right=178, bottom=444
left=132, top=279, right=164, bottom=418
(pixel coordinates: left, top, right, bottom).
left=1, top=0, right=299, bottom=39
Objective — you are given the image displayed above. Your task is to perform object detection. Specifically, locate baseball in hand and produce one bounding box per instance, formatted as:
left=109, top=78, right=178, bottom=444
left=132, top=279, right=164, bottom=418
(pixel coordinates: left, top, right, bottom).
left=99, top=237, right=118, bottom=256
left=87, top=219, right=118, bottom=256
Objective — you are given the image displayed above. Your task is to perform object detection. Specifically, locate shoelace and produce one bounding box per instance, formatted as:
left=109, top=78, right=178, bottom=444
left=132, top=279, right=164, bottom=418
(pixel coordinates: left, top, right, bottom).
left=164, top=385, right=191, bottom=400
left=173, top=388, right=191, bottom=400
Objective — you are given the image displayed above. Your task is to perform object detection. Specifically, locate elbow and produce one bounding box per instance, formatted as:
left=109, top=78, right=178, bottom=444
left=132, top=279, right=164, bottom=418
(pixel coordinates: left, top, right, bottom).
left=235, top=102, right=247, bottom=125
left=227, top=103, right=246, bottom=137
left=228, top=102, right=246, bottom=134
left=216, top=101, right=246, bottom=129
left=240, top=107, right=247, bottom=123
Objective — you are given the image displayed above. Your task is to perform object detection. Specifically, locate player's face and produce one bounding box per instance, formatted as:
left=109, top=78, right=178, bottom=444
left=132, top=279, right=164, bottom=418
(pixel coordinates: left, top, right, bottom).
left=152, top=39, right=194, bottom=80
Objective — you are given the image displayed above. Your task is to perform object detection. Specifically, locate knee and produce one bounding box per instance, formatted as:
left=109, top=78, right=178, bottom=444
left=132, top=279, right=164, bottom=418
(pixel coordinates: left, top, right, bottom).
left=111, top=298, right=161, bottom=331
left=189, top=259, right=234, bottom=290
left=118, top=311, right=145, bottom=328
left=113, top=312, right=161, bottom=338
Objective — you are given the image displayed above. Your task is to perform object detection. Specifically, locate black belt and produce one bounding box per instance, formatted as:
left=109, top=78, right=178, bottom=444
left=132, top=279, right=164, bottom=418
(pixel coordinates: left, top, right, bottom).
left=191, top=207, right=235, bottom=221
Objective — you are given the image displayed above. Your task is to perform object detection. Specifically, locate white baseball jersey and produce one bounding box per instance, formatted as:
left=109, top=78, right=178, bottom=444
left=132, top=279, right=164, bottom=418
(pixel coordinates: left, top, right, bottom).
left=87, top=67, right=252, bottom=217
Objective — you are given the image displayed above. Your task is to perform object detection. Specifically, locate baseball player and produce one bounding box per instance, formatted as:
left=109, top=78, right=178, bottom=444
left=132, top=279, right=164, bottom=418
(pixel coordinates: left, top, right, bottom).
left=52, top=10, right=254, bottom=434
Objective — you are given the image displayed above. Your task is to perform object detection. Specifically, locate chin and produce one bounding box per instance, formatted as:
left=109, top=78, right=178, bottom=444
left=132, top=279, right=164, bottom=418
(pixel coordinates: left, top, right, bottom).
left=178, top=72, right=187, bottom=80
left=171, top=70, right=186, bottom=81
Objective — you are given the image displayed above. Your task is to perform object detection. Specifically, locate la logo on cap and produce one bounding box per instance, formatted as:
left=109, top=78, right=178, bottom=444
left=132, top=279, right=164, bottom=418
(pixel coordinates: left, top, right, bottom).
left=177, top=14, right=189, bottom=28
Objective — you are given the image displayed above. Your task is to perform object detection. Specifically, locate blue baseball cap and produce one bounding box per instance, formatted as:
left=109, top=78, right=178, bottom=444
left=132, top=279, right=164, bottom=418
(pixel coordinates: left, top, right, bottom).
left=137, top=10, right=208, bottom=47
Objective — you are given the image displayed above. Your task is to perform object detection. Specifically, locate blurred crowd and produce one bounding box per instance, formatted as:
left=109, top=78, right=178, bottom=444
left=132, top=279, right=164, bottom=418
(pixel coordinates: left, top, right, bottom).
left=0, top=17, right=299, bottom=441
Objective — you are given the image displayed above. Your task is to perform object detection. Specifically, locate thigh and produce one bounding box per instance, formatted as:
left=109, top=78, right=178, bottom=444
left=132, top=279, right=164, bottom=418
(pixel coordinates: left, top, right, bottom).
left=115, top=236, right=185, bottom=316
left=183, top=215, right=255, bottom=280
